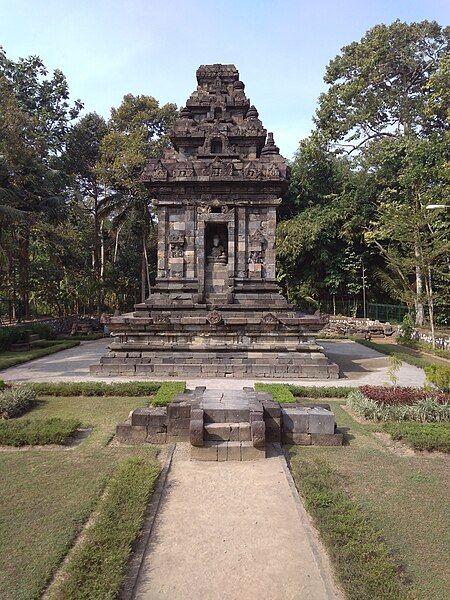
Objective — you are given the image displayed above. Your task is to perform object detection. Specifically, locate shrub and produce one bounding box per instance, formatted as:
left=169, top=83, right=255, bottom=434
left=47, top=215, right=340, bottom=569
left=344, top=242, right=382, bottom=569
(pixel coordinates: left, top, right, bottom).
left=0, top=326, right=29, bottom=350
left=0, top=379, right=6, bottom=391
left=347, top=390, right=450, bottom=423
left=0, top=417, right=81, bottom=446
left=254, top=383, right=296, bottom=403
left=151, top=381, right=186, bottom=406
left=288, top=385, right=353, bottom=398
left=0, top=385, right=36, bottom=419
left=425, top=364, right=450, bottom=392
left=359, top=385, right=449, bottom=405
left=383, top=422, right=450, bottom=453
left=291, top=456, right=412, bottom=599
left=26, top=322, right=56, bottom=340
left=54, top=457, right=160, bottom=599
left=30, top=381, right=162, bottom=397
left=397, top=313, right=414, bottom=344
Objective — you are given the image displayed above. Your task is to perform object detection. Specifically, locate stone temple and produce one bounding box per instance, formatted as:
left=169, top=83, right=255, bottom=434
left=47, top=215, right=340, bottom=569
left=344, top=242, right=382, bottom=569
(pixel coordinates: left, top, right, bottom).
left=91, top=64, right=338, bottom=379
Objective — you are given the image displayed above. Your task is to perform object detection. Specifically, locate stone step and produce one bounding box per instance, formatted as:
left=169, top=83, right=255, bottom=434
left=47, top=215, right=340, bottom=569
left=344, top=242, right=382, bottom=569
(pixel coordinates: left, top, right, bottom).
left=191, top=441, right=265, bottom=462
left=204, top=422, right=251, bottom=442
left=202, top=406, right=250, bottom=423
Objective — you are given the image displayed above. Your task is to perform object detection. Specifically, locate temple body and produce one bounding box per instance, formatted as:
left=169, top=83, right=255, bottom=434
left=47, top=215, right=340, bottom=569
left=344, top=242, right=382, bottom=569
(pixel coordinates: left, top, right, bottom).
left=91, top=64, right=338, bottom=378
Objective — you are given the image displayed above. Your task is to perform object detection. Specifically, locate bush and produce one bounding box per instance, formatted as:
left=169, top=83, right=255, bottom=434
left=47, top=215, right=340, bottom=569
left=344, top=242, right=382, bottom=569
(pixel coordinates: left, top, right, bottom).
left=31, top=381, right=162, bottom=397
left=0, top=379, right=6, bottom=391
left=397, top=314, right=414, bottom=344
left=425, top=364, right=450, bottom=392
left=347, top=390, right=450, bottom=423
left=359, top=385, right=449, bottom=405
left=26, top=322, right=56, bottom=340
left=288, top=385, right=353, bottom=398
left=151, top=381, right=186, bottom=406
left=0, top=326, right=29, bottom=350
left=383, top=422, right=450, bottom=453
left=254, top=383, right=296, bottom=403
left=0, top=417, right=81, bottom=446
left=291, top=456, right=412, bottom=600
left=54, top=457, right=160, bottom=599
left=0, top=385, right=36, bottom=419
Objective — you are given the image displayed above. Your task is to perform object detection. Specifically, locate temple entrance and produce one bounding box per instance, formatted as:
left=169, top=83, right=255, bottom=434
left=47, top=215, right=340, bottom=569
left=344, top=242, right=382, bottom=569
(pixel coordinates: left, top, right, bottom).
left=205, top=222, right=229, bottom=299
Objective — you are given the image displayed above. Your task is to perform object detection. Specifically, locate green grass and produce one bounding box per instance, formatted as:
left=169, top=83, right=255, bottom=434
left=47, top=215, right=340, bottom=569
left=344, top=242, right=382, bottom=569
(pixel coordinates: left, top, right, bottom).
left=291, top=456, right=412, bottom=600
left=0, top=417, right=81, bottom=446
left=0, top=394, right=159, bottom=599
left=0, top=340, right=80, bottom=370
left=354, top=338, right=443, bottom=370
left=383, top=422, right=450, bottom=453
left=48, top=456, right=160, bottom=600
left=289, top=399, right=450, bottom=600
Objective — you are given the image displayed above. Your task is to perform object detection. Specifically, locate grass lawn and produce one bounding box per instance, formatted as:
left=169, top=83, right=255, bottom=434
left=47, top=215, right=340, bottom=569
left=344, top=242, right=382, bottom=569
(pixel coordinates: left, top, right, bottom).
left=354, top=338, right=447, bottom=369
left=0, top=340, right=80, bottom=371
left=0, top=394, right=159, bottom=600
left=289, top=399, right=450, bottom=600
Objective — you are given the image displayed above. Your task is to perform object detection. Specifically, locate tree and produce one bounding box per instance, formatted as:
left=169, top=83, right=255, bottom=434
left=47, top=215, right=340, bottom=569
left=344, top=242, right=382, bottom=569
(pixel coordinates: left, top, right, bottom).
left=313, top=20, right=449, bottom=325
left=0, top=48, right=82, bottom=318
left=97, top=95, right=177, bottom=302
left=315, top=20, right=449, bottom=153
left=65, top=113, right=108, bottom=312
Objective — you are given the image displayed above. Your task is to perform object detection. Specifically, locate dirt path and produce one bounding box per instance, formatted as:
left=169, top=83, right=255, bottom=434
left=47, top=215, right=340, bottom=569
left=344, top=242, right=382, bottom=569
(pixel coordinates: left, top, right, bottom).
left=132, top=444, right=342, bottom=600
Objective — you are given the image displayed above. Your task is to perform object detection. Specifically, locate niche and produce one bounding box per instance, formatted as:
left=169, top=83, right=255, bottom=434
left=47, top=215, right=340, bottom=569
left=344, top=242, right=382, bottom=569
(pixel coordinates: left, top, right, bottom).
left=205, top=222, right=228, bottom=264
left=211, top=138, right=223, bottom=154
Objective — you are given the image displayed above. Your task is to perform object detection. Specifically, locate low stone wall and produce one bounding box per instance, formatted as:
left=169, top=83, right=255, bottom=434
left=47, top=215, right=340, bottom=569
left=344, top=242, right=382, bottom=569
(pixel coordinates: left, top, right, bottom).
left=14, top=315, right=101, bottom=335
left=320, top=316, right=395, bottom=338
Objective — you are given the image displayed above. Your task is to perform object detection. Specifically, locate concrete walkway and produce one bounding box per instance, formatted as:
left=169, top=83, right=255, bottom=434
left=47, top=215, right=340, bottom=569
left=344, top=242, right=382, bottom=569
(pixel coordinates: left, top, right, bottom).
left=0, top=338, right=425, bottom=387
left=132, top=444, right=342, bottom=600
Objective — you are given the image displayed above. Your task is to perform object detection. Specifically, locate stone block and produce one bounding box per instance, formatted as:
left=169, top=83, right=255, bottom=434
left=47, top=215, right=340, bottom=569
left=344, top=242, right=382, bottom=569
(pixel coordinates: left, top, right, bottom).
left=190, top=419, right=203, bottom=446
left=251, top=420, right=265, bottom=448
left=238, top=423, right=251, bottom=442
left=311, top=433, right=343, bottom=446
left=283, top=432, right=311, bottom=445
left=116, top=423, right=147, bottom=444
left=225, top=408, right=250, bottom=422
left=241, top=441, right=265, bottom=461
left=217, top=442, right=228, bottom=462
left=203, top=407, right=225, bottom=422
left=146, top=430, right=167, bottom=444
left=204, top=423, right=231, bottom=441
left=190, top=407, right=204, bottom=421
left=168, top=418, right=191, bottom=435
left=308, top=409, right=335, bottom=435
left=229, top=423, right=240, bottom=441
left=191, top=441, right=218, bottom=461
left=262, top=400, right=281, bottom=418
left=227, top=441, right=241, bottom=461
left=281, top=408, right=309, bottom=433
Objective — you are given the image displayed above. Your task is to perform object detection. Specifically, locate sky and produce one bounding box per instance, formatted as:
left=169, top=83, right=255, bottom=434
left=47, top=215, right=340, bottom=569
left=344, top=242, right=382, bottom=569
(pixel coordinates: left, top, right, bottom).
left=1, top=0, right=449, bottom=159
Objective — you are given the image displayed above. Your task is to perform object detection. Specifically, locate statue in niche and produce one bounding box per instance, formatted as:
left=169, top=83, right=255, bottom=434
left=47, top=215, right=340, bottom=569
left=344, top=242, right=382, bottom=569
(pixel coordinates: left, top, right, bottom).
left=208, top=234, right=227, bottom=263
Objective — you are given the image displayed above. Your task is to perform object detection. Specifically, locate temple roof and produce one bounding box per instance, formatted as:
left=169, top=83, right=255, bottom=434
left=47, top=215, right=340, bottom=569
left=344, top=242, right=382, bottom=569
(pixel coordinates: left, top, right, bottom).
left=141, top=64, right=289, bottom=188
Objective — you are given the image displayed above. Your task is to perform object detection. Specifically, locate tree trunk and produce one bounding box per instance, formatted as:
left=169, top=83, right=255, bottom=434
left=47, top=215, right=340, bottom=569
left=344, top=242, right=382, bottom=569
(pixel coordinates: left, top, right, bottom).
left=414, top=239, right=424, bottom=327
left=425, top=264, right=436, bottom=349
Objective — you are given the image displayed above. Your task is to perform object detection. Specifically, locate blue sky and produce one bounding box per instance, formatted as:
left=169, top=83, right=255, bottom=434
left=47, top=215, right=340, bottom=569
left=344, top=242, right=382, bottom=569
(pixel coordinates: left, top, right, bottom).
left=1, top=0, right=448, bottom=158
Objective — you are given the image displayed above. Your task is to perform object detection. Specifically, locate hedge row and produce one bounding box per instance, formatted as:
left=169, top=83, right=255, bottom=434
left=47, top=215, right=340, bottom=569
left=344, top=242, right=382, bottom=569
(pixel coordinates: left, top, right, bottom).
left=0, top=417, right=81, bottom=446
left=288, top=385, right=353, bottom=398
left=31, top=381, right=162, bottom=397
left=254, top=383, right=296, bottom=403
left=0, top=385, right=36, bottom=419
left=359, top=385, right=449, bottom=405
left=151, top=381, right=186, bottom=406
left=50, top=457, right=160, bottom=600
left=291, top=456, right=413, bottom=600
left=383, top=422, right=450, bottom=453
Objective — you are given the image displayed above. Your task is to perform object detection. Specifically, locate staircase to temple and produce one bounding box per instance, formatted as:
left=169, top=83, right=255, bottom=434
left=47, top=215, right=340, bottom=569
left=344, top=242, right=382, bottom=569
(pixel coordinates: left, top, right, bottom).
left=189, top=389, right=266, bottom=461
left=116, top=387, right=344, bottom=454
